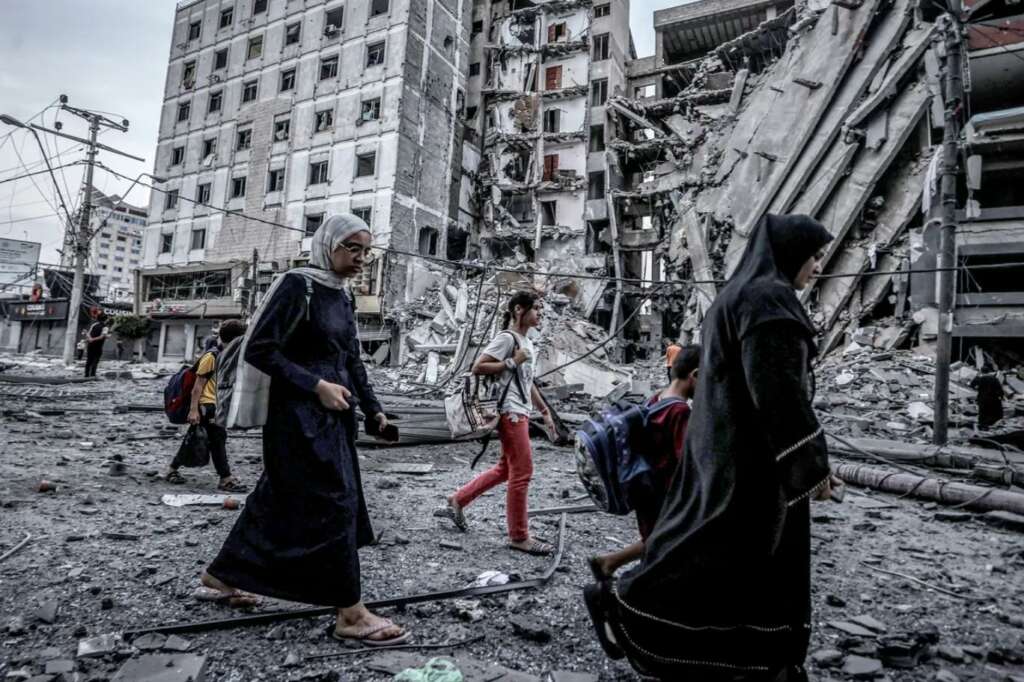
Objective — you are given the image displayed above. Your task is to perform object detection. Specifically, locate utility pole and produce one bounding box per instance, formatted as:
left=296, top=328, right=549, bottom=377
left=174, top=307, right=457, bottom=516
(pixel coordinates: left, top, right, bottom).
left=248, top=248, right=260, bottom=316
left=932, top=4, right=964, bottom=445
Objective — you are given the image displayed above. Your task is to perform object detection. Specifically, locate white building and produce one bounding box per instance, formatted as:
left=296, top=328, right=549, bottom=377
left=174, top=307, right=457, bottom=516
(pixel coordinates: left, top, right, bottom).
left=138, top=0, right=469, bottom=363
left=60, top=189, right=146, bottom=303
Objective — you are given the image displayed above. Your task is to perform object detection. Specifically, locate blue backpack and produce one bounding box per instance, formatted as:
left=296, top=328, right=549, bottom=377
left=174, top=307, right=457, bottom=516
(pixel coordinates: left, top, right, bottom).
left=574, top=396, right=686, bottom=515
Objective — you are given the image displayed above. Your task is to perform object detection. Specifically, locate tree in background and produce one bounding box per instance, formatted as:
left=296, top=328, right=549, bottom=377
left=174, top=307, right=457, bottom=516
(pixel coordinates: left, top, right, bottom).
left=110, top=314, right=151, bottom=362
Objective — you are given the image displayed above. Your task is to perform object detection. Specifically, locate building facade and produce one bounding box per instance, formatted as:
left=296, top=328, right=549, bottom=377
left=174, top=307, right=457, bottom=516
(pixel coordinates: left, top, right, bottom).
left=139, top=0, right=470, bottom=362
left=60, top=189, right=146, bottom=303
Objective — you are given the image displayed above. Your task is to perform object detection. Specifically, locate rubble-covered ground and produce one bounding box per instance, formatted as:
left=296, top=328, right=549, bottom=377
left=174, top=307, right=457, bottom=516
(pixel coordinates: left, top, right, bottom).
left=1, top=355, right=1024, bottom=681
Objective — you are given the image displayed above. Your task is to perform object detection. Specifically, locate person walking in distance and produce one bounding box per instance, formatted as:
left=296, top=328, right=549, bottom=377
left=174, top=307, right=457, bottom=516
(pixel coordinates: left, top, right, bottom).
left=589, top=345, right=700, bottom=580
left=663, top=339, right=682, bottom=383
left=436, top=291, right=558, bottom=555
left=198, top=214, right=408, bottom=645
left=162, top=319, right=248, bottom=492
left=84, top=311, right=108, bottom=378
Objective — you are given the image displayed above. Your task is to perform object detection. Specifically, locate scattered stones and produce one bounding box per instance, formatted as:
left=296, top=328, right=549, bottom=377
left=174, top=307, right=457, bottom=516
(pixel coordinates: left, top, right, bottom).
left=452, top=599, right=485, bottom=623
left=934, top=670, right=959, bottom=682
left=825, top=594, right=846, bottom=607
left=100, top=597, right=114, bottom=610
left=110, top=654, right=207, bottom=682
left=162, top=635, right=192, bottom=652
left=439, top=540, right=463, bottom=551
left=283, top=650, right=302, bottom=667
left=827, top=621, right=877, bottom=638
left=76, top=633, right=122, bottom=658
left=132, top=633, right=167, bottom=651
left=34, top=600, right=59, bottom=625
left=841, top=655, right=883, bottom=679
left=936, top=645, right=965, bottom=663
left=43, top=660, right=74, bottom=675
left=810, top=648, right=844, bottom=668
left=848, top=615, right=887, bottom=633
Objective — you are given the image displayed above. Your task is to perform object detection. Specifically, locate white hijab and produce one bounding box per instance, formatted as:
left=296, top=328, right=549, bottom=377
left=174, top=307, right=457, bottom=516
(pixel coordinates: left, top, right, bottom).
left=226, top=214, right=371, bottom=428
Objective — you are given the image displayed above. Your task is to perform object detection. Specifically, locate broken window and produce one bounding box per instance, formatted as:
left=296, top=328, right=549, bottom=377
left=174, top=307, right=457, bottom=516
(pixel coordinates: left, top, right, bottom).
left=171, top=146, right=184, bottom=165
left=588, top=170, right=605, bottom=200
left=418, top=227, right=439, bottom=256
left=207, top=91, right=222, bottom=114
left=543, top=109, right=561, bottom=133
left=504, top=151, right=530, bottom=182
left=236, top=128, right=252, bottom=150
left=371, top=0, right=389, bottom=16
left=190, top=228, right=206, bottom=250
left=593, top=33, right=609, bottom=61
left=360, top=98, right=381, bottom=122
left=320, top=55, right=339, bottom=80
left=242, top=80, right=258, bottom=103
left=356, top=152, right=376, bottom=177
left=366, top=41, right=385, bottom=67
left=202, top=137, right=216, bottom=159
left=268, top=168, right=285, bottom=192
left=304, top=213, right=325, bottom=236
left=309, top=160, right=329, bottom=185
left=177, top=101, right=190, bottom=122
left=594, top=3, right=610, bottom=17
left=247, top=35, right=263, bottom=60
left=544, top=65, right=562, bottom=90
left=197, top=182, right=211, bottom=204
left=315, top=108, right=334, bottom=132
left=253, top=0, right=267, bottom=14
left=352, top=206, right=372, bottom=226
left=543, top=154, right=559, bottom=181
left=160, top=233, right=173, bottom=254
left=465, top=105, right=477, bottom=120
left=165, top=189, right=179, bottom=210
left=231, top=176, right=247, bottom=198
left=324, top=6, right=343, bottom=34
left=219, top=7, right=234, bottom=28
left=590, top=124, right=605, bottom=152
left=471, top=20, right=483, bottom=34
left=285, top=21, right=301, bottom=45
left=182, top=61, right=196, bottom=88
left=273, top=116, right=290, bottom=140
left=591, top=78, right=608, bottom=106
left=469, top=62, right=481, bottom=77
left=541, top=200, right=557, bottom=226
left=635, top=84, right=655, bottom=98
left=547, top=22, right=567, bottom=43
left=188, top=20, right=201, bottom=42
left=280, top=68, right=296, bottom=92
left=214, top=48, right=229, bottom=70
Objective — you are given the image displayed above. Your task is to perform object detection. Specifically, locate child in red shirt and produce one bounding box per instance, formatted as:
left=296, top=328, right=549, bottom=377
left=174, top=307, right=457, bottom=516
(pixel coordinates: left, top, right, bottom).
left=589, top=345, right=700, bottom=579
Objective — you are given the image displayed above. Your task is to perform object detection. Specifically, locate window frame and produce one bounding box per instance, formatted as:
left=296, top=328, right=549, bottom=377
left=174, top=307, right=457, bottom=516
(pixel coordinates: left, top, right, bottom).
left=187, top=20, right=202, bottom=42
left=285, top=21, right=301, bottom=45
left=165, top=189, right=180, bottom=210
left=273, top=116, right=291, bottom=141
left=591, top=78, right=608, bottom=106
left=319, top=55, right=339, bottom=80
left=235, top=127, right=253, bottom=151
left=360, top=98, right=381, bottom=122
left=241, top=79, right=258, bottom=103
left=594, top=4, right=610, bottom=17
left=253, top=0, right=268, bottom=14
left=593, top=33, right=610, bottom=61
left=196, top=182, right=212, bottom=204
left=355, top=151, right=377, bottom=178
left=370, top=0, right=389, bottom=16
left=280, top=67, right=296, bottom=92
left=304, top=212, right=325, bottom=236
left=230, top=176, right=247, bottom=199
left=171, top=146, right=185, bottom=165
left=315, top=108, right=334, bottom=132
left=268, top=168, right=286, bottom=192
left=214, top=48, right=229, bottom=70
left=160, top=233, right=174, bottom=254
left=177, top=101, right=191, bottom=122
left=190, top=228, right=207, bottom=251
left=246, top=35, right=264, bottom=60
left=219, top=7, right=234, bottom=28
left=366, top=41, right=386, bottom=67
left=208, top=90, right=223, bottom=114
left=324, top=6, right=344, bottom=33
left=308, top=160, right=329, bottom=186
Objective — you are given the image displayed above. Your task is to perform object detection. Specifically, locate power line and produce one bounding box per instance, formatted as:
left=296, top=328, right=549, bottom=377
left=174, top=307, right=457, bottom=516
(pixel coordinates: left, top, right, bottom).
left=0, top=162, right=84, bottom=186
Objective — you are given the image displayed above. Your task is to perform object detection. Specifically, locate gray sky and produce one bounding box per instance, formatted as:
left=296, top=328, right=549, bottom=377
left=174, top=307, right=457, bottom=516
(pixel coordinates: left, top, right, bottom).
left=0, top=0, right=679, bottom=273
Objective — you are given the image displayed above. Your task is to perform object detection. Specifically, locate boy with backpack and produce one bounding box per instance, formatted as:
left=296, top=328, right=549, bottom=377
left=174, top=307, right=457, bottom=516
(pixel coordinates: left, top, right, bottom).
left=162, top=319, right=248, bottom=492
left=588, top=344, right=701, bottom=580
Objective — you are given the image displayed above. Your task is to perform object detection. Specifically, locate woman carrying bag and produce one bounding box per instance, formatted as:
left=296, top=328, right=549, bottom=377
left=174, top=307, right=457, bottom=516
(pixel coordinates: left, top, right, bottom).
left=197, top=214, right=408, bottom=646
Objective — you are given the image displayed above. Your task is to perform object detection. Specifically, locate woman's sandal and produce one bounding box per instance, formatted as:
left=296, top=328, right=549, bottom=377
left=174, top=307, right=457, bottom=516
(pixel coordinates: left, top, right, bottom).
left=217, top=478, right=248, bottom=493
left=432, top=499, right=467, bottom=532
left=192, top=586, right=261, bottom=608
left=508, top=538, right=554, bottom=556
left=165, top=470, right=186, bottom=485
left=331, top=620, right=411, bottom=647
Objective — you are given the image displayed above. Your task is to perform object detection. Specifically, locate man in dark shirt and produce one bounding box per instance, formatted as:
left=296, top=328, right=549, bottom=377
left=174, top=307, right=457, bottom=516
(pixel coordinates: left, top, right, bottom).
left=84, top=312, right=108, bottom=378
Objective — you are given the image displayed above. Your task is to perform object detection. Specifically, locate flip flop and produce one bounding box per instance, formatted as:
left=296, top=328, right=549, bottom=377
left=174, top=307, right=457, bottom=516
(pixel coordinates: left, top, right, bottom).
left=192, top=586, right=261, bottom=608
left=433, top=500, right=467, bottom=532
left=583, top=583, right=624, bottom=660
left=508, top=538, right=553, bottom=556
left=216, top=479, right=248, bottom=493
left=331, top=620, right=411, bottom=647
left=165, top=470, right=186, bottom=484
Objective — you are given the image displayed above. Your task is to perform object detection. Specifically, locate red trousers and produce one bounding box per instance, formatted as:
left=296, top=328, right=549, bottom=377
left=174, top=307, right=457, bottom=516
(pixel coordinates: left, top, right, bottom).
left=453, top=413, right=533, bottom=541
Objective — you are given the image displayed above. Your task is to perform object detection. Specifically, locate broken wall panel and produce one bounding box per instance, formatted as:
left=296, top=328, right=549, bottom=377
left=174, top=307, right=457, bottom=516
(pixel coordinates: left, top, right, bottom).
left=714, top=0, right=887, bottom=274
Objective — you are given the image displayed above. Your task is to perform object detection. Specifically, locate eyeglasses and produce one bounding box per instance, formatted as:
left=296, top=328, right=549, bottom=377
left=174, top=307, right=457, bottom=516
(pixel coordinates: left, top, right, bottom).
left=338, top=242, right=375, bottom=258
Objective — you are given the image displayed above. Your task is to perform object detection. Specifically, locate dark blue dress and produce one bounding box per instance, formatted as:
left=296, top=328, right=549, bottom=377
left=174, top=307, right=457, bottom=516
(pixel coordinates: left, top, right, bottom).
left=207, top=273, right=382, bottom=607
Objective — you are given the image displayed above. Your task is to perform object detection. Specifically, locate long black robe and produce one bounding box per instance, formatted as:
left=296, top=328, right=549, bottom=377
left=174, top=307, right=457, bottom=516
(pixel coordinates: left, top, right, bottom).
left=604, top=215, right=833, bottom=679
left=208, top=272, right=382, bottom=607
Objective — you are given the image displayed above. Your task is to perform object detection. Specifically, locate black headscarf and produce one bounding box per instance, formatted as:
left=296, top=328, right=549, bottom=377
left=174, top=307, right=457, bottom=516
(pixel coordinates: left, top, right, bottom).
left=721, top=214, right=832, bottom=346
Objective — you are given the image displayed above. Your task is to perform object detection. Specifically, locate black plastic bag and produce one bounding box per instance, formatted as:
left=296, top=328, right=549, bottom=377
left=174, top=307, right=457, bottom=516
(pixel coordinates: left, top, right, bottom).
left=176, top=424, right=210, bottom=468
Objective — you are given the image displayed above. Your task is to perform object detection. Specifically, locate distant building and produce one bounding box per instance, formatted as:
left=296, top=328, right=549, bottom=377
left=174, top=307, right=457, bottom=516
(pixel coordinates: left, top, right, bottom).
left=59, top=188, right=146, bottom=303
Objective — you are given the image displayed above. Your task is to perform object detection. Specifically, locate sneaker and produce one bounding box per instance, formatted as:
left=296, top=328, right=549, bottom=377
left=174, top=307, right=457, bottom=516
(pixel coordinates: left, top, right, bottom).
left=433, top=499, right=468, bottom=531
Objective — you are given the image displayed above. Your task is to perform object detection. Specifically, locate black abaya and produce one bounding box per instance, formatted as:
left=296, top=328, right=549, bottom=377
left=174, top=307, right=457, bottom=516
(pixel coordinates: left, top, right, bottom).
left=208, top=273, right=381, bottom=607
left=600, top=215, right=833, bottom=679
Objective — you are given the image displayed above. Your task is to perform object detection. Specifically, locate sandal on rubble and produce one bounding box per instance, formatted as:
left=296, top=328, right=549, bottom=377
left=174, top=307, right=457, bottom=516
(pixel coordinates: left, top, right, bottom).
left=192, top=586, right=261, bottom=608
left=331, top=620, right=411, bottom=647
left=165, top=470, right=186, bottom=484
left=217, top=479, right=248, bottom=493
left=508, top=538, right=554, bottom=556
left=433, top=499, right=467, bottom=532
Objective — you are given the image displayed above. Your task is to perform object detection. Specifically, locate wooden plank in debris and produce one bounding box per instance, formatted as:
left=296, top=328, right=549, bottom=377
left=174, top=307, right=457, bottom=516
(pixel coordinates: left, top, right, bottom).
left=812, top=82, right=930, bottom=272
left=769, top=0, right=913, bottom=217
left=715, top=0, right=886, bottom=275
left=810, top=153, right=928, bottom=330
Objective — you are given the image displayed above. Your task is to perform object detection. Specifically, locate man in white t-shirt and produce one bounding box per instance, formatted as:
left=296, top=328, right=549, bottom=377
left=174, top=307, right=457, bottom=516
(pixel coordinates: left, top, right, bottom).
left=435, top=291, right=557, bottom=555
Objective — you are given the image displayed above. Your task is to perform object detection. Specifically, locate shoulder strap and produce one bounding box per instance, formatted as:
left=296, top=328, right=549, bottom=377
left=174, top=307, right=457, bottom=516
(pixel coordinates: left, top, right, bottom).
left=495, top=331, right=528, bottom=405
left=282, top=274, right=315, bottom=341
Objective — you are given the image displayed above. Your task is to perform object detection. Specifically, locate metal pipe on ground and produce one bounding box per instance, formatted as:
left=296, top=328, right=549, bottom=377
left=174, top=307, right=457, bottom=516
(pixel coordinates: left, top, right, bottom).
left=833, top=463, right=1024, bottom=515
left=121, top=513, right=568, bottom=638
